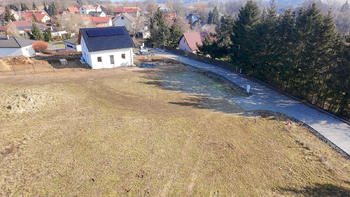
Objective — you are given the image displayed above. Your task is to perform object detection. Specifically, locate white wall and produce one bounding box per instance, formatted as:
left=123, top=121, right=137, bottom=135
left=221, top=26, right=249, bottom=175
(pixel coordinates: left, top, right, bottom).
left=108, top=19, right=113, bottom=27
left=79, top=7, right=86, bottom=14
left=113, top=15, right=131, bottom=27
left=80, top=6, right=102, bottom=15
left=65, top=42, right=82, bottom=52
left=52, top=31, right=68, bottom=37
left=76, top=45, right=82, bottom=52
left=81, top=37, right=133, bottom=69
left=81, top=37, right=91, bottom=66
left=178, top=36, right=193, bottom=53
left=0, top=46, right=34, bottom=57
left=90, top=12, right=106, bottom=17
left=89, top=48, right=133, bottom=69
left=21, top=45, right=35, bottom=57
left=41, top=15, right=51, bottom=23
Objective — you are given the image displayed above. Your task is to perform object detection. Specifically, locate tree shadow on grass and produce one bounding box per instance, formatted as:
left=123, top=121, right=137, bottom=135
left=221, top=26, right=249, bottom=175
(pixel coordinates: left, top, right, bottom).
left=169, top=96, right=257, bottom=116
left=278, top=183, right=350, bottom=197
left=137, top=64, right=253, bottom=115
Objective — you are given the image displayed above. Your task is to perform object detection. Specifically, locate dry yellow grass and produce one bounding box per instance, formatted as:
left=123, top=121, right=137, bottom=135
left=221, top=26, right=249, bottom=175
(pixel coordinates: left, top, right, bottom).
left=0, top=62, right=349, bottom=196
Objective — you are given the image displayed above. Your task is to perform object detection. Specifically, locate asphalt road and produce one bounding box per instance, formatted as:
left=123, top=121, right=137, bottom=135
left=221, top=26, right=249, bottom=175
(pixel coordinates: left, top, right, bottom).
left=153, top=49, right=350, bottom=158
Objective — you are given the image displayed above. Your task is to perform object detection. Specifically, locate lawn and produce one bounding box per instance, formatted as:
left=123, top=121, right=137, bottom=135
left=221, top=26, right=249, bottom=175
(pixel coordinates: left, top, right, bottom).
left=0, top=58, right=349, bottom=196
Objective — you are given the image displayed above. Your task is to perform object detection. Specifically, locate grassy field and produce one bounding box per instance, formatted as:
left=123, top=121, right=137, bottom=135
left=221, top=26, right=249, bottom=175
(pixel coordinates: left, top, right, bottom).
left=0, top=59, right=350, bottom=196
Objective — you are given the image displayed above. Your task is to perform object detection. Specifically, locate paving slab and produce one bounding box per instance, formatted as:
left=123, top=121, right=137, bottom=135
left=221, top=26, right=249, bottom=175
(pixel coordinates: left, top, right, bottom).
left=154, top=49, right=350, bottom=157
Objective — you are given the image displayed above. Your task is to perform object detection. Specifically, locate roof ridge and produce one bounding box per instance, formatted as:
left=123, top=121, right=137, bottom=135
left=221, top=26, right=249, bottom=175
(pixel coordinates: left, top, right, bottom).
left=12, top=36, right=22, bottom=48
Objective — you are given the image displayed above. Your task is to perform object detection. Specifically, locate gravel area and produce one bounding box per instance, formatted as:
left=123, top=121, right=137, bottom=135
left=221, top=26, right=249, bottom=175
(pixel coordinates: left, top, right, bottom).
left=158, top=65, right=249, bottom=99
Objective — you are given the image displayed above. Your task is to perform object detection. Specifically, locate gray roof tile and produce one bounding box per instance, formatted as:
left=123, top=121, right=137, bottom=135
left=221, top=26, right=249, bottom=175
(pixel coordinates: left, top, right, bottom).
left=80, top=26, right=135, bottom=52
left=0, top=35, right=36, bottom=48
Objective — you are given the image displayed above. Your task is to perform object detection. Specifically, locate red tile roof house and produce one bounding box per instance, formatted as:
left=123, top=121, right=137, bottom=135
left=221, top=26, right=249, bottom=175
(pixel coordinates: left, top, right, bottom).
left=79, top=26, right=135, bottom=69
left=79, top=5, right=102, bottom=15
left=0, top=35, right=36, bottom=57
left=67, top=7, right=80, bottom=13
left=0, top=21, right=51, bottom=35
left=90, top=17, right=112, bottom=27
left=114, top=7, right=141, bottom=17
left=178, top=32, right=209, bottom=53
left=24, top=12, right=52, bottom=23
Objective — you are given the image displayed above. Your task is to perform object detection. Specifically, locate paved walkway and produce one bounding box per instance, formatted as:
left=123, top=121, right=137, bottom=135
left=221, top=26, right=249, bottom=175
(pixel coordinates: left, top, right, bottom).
left=154, top=49, right=350, bottom=157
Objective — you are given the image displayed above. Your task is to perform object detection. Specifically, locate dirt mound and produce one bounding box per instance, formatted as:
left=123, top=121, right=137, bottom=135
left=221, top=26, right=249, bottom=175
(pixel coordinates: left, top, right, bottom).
left=2, top=56, right=34, bottom=65
left=0, top=89, right=57, bottom=115
left=0, top=59, right=11, bottom=72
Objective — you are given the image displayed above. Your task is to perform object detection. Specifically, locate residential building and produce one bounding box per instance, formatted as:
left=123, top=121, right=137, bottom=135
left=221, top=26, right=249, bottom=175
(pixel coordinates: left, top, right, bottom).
left=79, top=26, right=135, bottom=69
left=191, top=20, right=206, bottom=29
left=114, top=7, right=141, bottom=17
left=79, top=5, right=102, bottom=15
left=178, top=32, right=209, bottom=53
left=64, top=37, right=81, bottom=52
left=51, top=27, right=68, bottom=37
left=89, top=11, right=106, bottom=17
left=112, top=13, right=136, bottom=30
left=186, top=14, right=198, bottom=23
left=90, top=17, right=112, bottom=27
left=0, top=21, right=51, bottom=35
left=0, top=35, right=36, bottom=57
left=158, top=4, right=170, bottom=12
left=24, top=12, right=52, bottom=23
left=67, top=7, right=80, bottom=13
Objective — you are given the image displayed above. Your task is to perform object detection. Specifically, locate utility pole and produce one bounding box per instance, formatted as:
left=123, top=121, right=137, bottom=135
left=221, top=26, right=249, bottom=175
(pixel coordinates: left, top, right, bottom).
left=163, top=32, right=165, bottom=50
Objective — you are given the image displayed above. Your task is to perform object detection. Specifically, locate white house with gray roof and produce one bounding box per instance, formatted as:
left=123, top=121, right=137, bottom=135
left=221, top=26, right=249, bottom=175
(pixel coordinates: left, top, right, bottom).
left=79, top=26, right=135, bottom=69
left=113, top=13, right=136, bottom=31
left=64, top=37, right=81, bottom=52
left=0, top=35, right=36, bottom=57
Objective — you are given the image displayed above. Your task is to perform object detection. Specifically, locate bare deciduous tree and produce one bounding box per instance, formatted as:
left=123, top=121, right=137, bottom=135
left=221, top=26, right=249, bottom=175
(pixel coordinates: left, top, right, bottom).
left=60, top=13, right=94, bottom=34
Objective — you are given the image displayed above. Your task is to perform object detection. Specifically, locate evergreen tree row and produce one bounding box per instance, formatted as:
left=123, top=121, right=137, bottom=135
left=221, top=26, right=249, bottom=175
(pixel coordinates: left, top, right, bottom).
left=198, top=0, right=350, bottom=119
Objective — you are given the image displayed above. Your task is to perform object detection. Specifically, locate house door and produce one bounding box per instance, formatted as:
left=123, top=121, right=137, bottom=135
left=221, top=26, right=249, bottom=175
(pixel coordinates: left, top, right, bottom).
left=110, top=55, right=115, bottom=67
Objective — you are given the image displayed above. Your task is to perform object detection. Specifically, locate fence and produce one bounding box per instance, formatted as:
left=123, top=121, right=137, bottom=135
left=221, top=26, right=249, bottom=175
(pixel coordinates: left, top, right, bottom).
left=0, top=55, right=90, bottom=76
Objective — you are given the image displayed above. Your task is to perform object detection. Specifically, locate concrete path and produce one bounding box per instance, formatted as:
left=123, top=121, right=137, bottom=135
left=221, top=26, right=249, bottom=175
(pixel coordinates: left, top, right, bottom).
left=153, top=49, right=350, bottom=157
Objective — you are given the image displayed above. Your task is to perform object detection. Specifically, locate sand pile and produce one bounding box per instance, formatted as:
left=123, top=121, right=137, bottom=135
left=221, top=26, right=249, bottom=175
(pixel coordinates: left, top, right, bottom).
left=0, top=59, right=11, bottom=72
left=0, top=89, right=56, bottom=115
left=4, top=56, right=34, bottom=65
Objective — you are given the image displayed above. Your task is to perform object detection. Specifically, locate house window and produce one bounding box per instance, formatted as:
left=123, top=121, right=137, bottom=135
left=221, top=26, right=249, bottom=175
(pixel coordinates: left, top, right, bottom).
left=183, top=39, right=185, bottom=43
left=121, top=54, right=125, bottom=59
left=110, top=55, right=114, bottom=64
left=97, top=56, right=102, bottom=62
left=121, top=17, right=124, bottom=20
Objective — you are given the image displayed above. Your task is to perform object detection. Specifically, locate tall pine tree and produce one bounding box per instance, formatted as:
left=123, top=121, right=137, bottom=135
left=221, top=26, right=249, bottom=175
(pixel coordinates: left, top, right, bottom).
left=9, top=4, right=18, bottom=11
left=21, top=3, right=29, bottom=11
left=149, top=8, right=170, bottom=46
left=5, top=5, right=16, bottom=22
left=31, top=23, right=44, bottom=40
left=32, top=13, right=39, bottom=23
left=44, top=29, right=53, bottom=42
left=33, top=3, right=38, bottom=10
left=230, top=0, right=260, bottom=74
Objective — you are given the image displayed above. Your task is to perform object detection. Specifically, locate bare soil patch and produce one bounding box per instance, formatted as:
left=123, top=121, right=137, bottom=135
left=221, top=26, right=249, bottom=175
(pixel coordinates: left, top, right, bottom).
left=0, top=56, right=349, bottom=196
